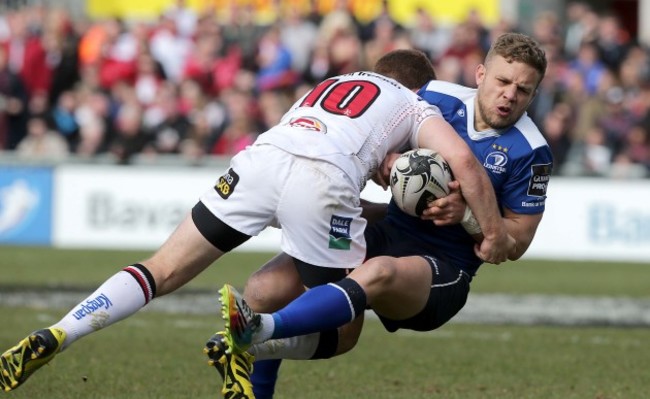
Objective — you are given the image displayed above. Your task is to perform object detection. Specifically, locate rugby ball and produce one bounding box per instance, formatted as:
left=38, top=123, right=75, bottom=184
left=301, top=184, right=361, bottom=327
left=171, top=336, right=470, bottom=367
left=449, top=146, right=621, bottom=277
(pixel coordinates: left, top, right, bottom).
left=390, top=149, right=453, bottom=217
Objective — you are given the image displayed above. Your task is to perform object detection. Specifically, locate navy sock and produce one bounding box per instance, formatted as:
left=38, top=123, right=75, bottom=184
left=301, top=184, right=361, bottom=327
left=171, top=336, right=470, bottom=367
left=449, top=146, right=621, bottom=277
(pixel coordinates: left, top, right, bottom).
left=271, top=278, right=366, bottom=339
left=251, top=359, right=282, bottom=399
left=311, top=329, right=339, bottom=359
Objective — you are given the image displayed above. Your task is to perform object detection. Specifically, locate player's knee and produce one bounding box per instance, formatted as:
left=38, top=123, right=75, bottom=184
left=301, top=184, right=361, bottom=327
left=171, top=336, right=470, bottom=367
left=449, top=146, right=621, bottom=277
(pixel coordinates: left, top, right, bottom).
left=244, top=271, right=303, bottom=312
left=359, top=256, right=399, bottom=291
left=243, top=272, right=276, bottom=312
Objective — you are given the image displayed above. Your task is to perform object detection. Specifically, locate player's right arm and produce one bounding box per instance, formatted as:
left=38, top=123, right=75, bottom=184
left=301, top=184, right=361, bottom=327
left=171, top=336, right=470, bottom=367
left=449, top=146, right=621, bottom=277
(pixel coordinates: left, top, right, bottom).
left=416, top=116, right=514, bottom=264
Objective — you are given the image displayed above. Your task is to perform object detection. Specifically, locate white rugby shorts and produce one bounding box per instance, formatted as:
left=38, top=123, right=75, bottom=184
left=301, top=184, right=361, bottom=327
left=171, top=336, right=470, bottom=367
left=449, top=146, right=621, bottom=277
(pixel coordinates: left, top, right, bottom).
left=199, top=144, right=367, bottom=269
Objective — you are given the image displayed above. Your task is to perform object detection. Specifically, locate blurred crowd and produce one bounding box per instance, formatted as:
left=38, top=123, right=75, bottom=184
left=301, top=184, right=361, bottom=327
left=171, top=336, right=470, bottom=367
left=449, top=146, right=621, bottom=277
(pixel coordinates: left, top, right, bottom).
left=1, top=0, right=649, bottom=177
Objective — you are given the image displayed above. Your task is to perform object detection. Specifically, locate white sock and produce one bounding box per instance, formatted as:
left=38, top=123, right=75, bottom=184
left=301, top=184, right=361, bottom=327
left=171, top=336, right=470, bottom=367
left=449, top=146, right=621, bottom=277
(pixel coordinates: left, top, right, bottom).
left=249, top=333, right=320, bottom=360
left=53, top=270, right=151, bottom=350
left=252, top=313, right=276, bottom=344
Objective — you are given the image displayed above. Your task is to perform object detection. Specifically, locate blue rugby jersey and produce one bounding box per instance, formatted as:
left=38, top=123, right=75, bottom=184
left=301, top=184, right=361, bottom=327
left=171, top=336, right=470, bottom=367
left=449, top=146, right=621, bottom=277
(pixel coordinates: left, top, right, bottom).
left=384, top=80, right=553, bottom=275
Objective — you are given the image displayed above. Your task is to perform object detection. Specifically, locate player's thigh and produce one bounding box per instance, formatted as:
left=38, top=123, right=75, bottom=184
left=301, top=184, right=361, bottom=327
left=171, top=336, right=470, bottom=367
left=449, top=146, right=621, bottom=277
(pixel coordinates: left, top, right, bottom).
left=143, top=213, right=225, bottom=295
left=244, top=253, right=305, bottom=312
left=352, top=255, right=432, bottom=320
left=277, top=158, right=366, bottom=269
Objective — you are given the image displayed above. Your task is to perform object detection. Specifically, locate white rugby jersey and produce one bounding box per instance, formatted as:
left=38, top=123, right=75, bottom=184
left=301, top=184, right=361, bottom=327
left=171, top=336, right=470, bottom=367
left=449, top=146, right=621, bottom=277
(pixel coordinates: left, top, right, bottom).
left=254, top=71, right=440, bottom=191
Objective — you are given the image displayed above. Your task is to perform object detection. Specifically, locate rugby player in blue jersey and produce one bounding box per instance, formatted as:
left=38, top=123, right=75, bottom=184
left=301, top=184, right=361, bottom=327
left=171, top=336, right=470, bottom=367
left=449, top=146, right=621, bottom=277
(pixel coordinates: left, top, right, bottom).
left=208, top=32, right=552, bottom=398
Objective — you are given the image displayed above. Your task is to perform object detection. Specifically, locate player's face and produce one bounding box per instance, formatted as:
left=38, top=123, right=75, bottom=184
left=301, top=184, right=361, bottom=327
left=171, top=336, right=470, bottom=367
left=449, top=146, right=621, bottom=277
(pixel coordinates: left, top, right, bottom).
left=474, top=55, right=542, bottom=131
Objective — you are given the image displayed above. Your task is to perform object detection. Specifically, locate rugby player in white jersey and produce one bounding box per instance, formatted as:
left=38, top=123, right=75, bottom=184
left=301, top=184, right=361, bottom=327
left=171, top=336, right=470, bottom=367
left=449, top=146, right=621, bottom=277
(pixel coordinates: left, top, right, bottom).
left=0, top=49, right=513, bottom=394
left=211, top=33, right=551, bottom=399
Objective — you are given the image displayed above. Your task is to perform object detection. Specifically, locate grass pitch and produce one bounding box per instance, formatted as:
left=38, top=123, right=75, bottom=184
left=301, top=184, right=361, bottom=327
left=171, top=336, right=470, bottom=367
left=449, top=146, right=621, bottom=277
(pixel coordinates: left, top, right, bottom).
left=1, top=246, right=649, bottom=398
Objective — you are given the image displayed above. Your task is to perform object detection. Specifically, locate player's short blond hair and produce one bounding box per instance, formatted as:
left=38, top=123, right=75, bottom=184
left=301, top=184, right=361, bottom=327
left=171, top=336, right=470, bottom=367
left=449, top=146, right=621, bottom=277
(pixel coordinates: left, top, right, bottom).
left=486, top=33, right=547, bottom=83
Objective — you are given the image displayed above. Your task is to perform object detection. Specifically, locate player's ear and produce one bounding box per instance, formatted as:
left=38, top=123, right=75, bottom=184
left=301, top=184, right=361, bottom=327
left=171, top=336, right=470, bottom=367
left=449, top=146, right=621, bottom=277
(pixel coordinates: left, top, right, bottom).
left=475, top=64, right=486, bottom=86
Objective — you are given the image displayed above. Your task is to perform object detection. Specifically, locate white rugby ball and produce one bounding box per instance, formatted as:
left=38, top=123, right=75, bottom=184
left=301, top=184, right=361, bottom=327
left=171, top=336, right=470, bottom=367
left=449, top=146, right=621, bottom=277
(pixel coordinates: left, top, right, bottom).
left=390, top=149, right=453, bottom=216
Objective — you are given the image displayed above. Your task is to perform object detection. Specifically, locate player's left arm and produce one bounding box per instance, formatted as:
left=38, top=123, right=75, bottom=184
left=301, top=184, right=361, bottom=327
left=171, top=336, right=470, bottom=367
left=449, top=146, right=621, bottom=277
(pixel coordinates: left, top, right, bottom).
left=424, top=195, right=543, bottom=261
left=417, top=116, right=514, bottom=264
left=501, top=209, right=543, bottom=260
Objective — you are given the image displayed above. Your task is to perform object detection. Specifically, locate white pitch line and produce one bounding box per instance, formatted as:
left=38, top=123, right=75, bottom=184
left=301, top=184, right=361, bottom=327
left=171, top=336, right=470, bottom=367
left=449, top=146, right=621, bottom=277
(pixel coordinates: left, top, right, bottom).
left=1, top=291, right=650, bottom=327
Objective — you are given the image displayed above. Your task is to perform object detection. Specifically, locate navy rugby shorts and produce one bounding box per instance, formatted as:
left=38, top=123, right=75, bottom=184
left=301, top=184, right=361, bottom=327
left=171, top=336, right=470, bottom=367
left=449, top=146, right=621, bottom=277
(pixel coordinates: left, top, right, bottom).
left=365, top=219, right=471, bottom=332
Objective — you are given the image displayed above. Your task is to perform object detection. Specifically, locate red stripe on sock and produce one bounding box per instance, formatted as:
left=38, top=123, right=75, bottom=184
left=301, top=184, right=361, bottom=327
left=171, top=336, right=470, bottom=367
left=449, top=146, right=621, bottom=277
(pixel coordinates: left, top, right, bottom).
left=123, top=266, right=152, bottom=304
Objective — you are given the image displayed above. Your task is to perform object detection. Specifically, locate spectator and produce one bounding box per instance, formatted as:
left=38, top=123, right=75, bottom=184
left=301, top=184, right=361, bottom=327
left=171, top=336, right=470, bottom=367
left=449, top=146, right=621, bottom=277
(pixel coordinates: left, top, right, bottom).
left=181, top=30, right=241, bottom=96
left=133, top=51, right=165, bottom=107
left=50, top=89, right=79, bottom=150
left=301, top=42, right=333, bottom=85
left=564, top=125, right=613, bottom=176
left=531, top=11, right=562, bottom=49
left=567, top=41, right=608, bottom=95
left=162, top=0, right=197, bottom=39
left=144, top=81, right=190, bottom=154
left=326, top=25, right=363, bottom=76
left=255, top=25, right=297, bottom=92
left=179, top=112, right=218, bottom=161
left=149, top=14, right=194, bottom=83
left=528, top=49, right=566, bottom=127
left=221, top=3, right=266, bottom=71
left=0, top=45, right=28, bottom=149
left=363, top=12, right=403, bottom=71
left=564, top=1, right=593, bottom=57
left=76, top=116, right=106, bottom=158
left=109, top=103, right=150, bottom=163
left=616, top=123, right=650, bottom=171
left=96, top=18, right=139, bottom=90
left=41, top=9, right=80, bottom=101
left=599, top=86, right=638, bottom=154
left=279, top=6, right=318, bottom=74
left=438, top=22, right=482, bottom=65
left=360, top=0, right=402, bottom=43
left=542, top=103, right=574, bottom=172
left=2, top=8, right=51, bottom=97
left=74, top=87, right=113, bottom=153
left=15, top=115, right=68, bottom=160
left=408, top=8, right=450, bottom=61
left=1, top=1, right=650, bottom=179
left=211, top=89, right=258, bottom=155
left=596, top=12, right=630, bottom=71
left=569, top=68, right=617, bottom=142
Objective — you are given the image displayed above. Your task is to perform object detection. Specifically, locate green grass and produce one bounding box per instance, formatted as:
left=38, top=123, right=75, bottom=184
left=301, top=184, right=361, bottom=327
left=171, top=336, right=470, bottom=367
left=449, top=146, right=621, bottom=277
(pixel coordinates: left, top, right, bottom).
left=1, top=246, right=649, bottom=398
left=0, top=246, right=272, bottom=292
left=472, top=258, right=650, bottom=297
left=0, top=307, right=648, bottom=399
left=1, top=246, right=649, bottom=297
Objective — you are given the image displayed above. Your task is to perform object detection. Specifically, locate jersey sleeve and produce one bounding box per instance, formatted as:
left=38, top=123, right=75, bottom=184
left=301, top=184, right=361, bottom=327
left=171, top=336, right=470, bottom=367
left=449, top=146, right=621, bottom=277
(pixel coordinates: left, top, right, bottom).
left=500, top=145, right=553, bottom=214
left=410, top=101, right=443, bottom=149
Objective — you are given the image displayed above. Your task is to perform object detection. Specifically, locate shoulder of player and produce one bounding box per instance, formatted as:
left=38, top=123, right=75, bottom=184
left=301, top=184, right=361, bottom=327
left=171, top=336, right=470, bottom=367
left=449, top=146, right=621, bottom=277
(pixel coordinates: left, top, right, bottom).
left=420, top=80, right=474, bottom=100
left=340, top=71, right=403, bottom=87
left=511, top=113, right=549, bottom=152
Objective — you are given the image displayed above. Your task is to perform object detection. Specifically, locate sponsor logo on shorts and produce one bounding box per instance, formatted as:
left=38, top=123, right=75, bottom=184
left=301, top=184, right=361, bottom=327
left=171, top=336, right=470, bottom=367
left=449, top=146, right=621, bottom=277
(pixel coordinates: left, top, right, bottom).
left=527, top=163, right=552, bottom=197
left=329, top=215, right=352, bottom=250
left=72, top=293, right=112, bottom=320
left=214, top=168, right=239, bottom=199
left=288, top=116, right=327, bottom=133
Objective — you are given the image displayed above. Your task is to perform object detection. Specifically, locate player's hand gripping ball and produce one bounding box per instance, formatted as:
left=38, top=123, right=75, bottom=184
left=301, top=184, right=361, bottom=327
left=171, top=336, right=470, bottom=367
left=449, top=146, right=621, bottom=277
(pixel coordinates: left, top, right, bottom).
left=390, top=149, right=453, bottom=217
